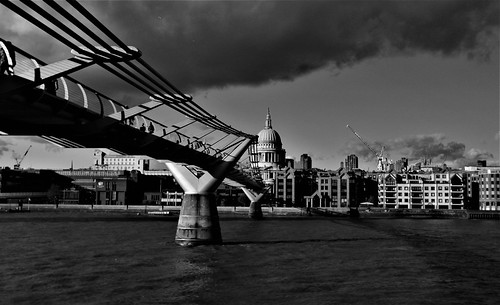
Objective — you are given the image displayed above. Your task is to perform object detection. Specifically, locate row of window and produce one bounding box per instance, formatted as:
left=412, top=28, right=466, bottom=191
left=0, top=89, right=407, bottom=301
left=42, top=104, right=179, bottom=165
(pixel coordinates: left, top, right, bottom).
left=480, top=186, right=500, bottom=191
left=479, top=174, right=500, bottom=179
left=106, top=167, right=140, bottom=172
left=105, top=160, right=142, bottom=165
left=381, top=198, right=453, bottom=203
left=395, top=186, right=452, bottom=191
left=381, top=192, right=455, bottom=197
left=480, top=191, right=500, bottom=198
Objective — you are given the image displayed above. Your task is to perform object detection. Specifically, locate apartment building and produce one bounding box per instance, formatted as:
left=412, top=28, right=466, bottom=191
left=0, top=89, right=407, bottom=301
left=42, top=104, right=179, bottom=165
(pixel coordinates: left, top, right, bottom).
left=463, top=167, right=500, bottom=211
left=305, top=170, right=375, bottom=208
left=378, top=172, right=464, bottom=209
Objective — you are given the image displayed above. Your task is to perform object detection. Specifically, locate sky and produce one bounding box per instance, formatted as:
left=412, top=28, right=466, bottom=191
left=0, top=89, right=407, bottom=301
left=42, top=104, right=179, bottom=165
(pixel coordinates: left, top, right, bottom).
left=0, top=0, right=499, bottom=171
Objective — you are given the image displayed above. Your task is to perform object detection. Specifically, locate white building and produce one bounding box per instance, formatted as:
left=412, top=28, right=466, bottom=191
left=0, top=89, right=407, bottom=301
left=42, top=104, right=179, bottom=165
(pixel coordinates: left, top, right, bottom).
left=92, top=150, right=168, bottom=174
left=378, top=172, right=464, bottom=209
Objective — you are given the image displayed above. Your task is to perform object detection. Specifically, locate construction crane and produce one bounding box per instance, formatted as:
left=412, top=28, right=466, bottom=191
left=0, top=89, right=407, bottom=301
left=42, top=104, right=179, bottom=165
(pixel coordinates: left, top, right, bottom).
left=13, top=145, right=32, bottom=170
left=346, top=125, right=387, bottom=172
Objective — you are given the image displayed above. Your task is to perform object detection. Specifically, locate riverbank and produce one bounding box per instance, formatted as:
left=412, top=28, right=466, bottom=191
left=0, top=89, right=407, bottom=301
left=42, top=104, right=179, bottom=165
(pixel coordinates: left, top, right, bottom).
left=313, top=207, right=500, bottom=220
left=0, top=203, right=308, bottom=217
left=2, top=203, right=499, bottom=219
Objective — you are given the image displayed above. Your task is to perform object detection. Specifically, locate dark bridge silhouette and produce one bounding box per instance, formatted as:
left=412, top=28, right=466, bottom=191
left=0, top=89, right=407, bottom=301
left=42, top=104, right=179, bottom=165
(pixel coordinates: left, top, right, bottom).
left=0, top=1, right=266, bottom=246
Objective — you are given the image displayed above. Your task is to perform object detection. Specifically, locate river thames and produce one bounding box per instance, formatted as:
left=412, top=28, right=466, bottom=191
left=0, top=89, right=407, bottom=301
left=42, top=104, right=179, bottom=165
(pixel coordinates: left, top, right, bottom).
left=0, top=212, right=499, bottom=304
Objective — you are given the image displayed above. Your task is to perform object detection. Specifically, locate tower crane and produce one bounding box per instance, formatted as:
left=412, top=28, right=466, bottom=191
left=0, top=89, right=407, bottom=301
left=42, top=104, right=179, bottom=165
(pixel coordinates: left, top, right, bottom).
left=346, top=125, right=387, bottom=172
left=13, top=145, right=32, bottom=170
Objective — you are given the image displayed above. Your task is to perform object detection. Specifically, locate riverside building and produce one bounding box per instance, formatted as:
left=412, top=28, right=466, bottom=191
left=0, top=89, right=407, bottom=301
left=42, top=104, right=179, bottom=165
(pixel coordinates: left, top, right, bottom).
left=93, top=150, right=153, bottom=173
left=463, top=166, right=500, bottom=211
left=304, top=169, right=376, bottom=208
left=378, top=172, right=464, bottom=209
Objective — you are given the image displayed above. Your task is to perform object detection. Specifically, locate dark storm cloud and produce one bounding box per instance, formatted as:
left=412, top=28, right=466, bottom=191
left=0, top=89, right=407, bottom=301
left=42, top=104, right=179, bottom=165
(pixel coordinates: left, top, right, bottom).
left=343, top=134, right=495, bottom=167
left=2, top=0, right=498, bottom=94
left=390, top=135, right=466, bottom=161
left=86, top=0, right=498, bottom=92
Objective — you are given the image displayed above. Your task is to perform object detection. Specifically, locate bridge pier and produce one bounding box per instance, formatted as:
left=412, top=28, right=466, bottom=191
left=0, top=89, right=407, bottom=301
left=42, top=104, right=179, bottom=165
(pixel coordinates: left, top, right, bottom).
left=249, top=201, right=263, bottom=219
left=175, top=193, right=221, bottom=246
left=242, top=187, right=264, bottom=219
left=166, top=138, right=253, bottom=246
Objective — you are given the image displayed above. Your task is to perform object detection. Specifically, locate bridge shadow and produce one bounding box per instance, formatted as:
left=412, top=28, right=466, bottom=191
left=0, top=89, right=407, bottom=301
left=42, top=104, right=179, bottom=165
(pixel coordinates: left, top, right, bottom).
left=222, top=237, right=390, bottom=246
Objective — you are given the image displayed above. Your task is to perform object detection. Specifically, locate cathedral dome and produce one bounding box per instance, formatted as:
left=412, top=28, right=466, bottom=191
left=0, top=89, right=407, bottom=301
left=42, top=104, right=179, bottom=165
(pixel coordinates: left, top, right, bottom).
left=258, top=128, right=282, bottom=145
left=257, top=109, right=282, bottom=149
left=255, top=108, right=286, bottom=170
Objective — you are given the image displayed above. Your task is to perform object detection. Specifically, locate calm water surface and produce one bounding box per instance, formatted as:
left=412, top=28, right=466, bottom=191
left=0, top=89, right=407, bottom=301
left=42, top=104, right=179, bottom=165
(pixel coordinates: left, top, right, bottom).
left=0, top=212, right=499, bottom=304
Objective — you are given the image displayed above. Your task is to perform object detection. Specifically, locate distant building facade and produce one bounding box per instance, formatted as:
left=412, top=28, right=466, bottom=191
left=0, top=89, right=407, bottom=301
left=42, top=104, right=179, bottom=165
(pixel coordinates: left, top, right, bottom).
left=0, top=168, right=73, bottom=204
left=93, top=150, right=165, bottom=173
left=55, top=169, right=182, bottom=206
left=394, top=158, right=408, bottom=173
left=300, top=154, right=312, bottom=170
left=463, top=167, right=500, bottom=211
left=345, top=154, right=358, bottom=171
left=378, top=172, right=465, bottom=209
left=305, top=170, right=376, bottom=208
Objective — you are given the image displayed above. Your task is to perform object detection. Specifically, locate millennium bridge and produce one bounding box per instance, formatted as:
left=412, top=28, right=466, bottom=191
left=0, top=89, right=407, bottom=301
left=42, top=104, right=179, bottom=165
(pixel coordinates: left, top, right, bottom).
left=0, top=0, right=267, bottom=246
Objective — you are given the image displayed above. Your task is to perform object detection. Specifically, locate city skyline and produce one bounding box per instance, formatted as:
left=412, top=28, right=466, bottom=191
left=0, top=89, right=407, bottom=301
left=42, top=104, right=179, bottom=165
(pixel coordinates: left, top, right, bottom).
left=0, top=0, right=499, bottom=171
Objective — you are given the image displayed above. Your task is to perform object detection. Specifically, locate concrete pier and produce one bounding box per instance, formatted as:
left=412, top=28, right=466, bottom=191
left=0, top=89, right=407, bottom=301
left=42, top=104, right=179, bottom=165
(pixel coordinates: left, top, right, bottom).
left=166, top=137, right=255, bottom=246
left=242, top=187, right=265, bottom=220
left=175, top=193, right=222, bottom=246
left=249, top=201, right=263, bottom=219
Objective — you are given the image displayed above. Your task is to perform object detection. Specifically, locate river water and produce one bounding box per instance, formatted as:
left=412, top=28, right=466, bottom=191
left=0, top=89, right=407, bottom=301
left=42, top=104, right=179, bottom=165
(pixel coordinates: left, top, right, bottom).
left=0, top=212, right=499, bottom=305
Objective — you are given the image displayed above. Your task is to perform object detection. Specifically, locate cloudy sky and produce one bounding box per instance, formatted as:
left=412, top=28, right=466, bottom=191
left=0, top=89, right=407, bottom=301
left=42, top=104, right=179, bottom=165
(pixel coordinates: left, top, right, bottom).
left=0, top=0, right=498, bottom=170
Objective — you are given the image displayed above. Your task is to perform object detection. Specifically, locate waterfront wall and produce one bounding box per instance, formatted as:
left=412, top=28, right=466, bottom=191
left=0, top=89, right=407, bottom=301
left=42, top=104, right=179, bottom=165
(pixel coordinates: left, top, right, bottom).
left=3, top=203, right=499, bottom=219
left=217, top=206, right=307, bottom=216
left=0, top=203, right=307, bottom=217
left=0, top=203, right=177, bottom=213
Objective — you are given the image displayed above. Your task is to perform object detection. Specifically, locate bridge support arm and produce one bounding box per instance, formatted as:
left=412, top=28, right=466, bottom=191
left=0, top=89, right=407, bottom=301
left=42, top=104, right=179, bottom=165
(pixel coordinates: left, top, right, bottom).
left=242, top=187, right=265, bottom=219
left=166, top=137, right=253, bottom=246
